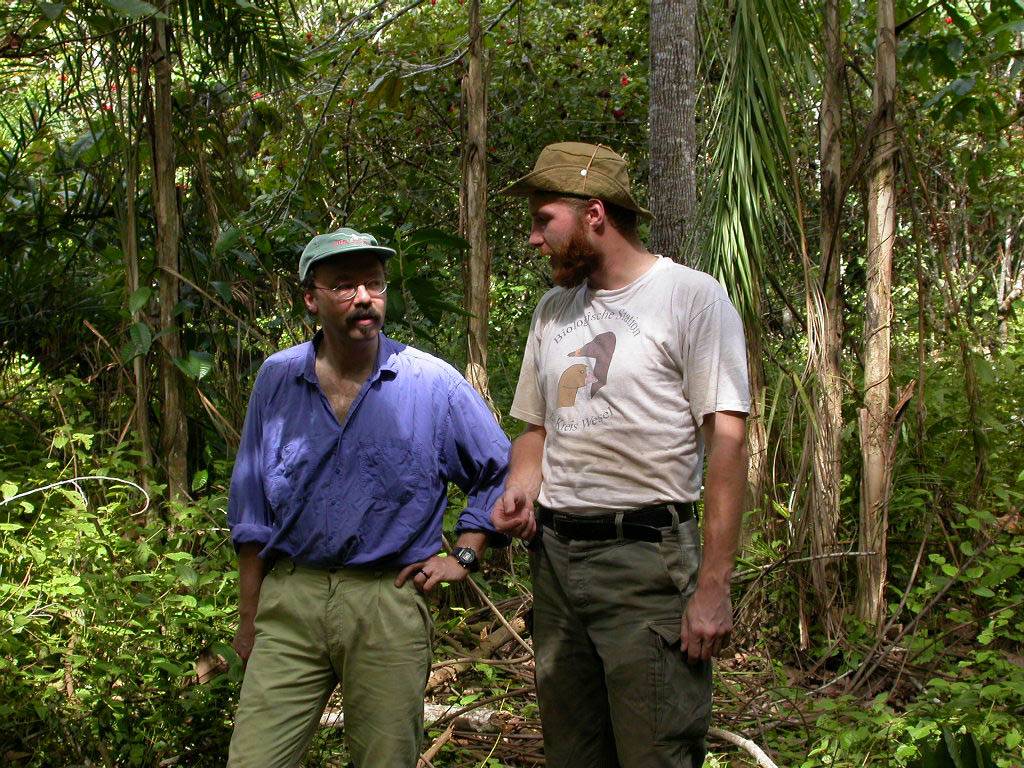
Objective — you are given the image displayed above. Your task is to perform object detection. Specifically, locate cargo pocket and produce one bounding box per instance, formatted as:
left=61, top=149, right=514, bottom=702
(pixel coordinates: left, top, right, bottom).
left=647, top=618, right=712, bottom=745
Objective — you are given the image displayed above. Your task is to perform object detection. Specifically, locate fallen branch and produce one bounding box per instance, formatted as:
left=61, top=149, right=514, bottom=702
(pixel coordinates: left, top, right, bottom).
left=418, top=722, right=455, bottom=767
left=427, top=617, right=528, bottom=692
left=708, top=727, right=779, bottom=768
left=322, top=702, right=508, bottom=733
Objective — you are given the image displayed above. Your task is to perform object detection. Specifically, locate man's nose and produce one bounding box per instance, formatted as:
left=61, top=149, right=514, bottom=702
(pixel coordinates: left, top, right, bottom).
left=528, top=229, right=544, bottom=248
left=353, top=283, right=373, bottom=303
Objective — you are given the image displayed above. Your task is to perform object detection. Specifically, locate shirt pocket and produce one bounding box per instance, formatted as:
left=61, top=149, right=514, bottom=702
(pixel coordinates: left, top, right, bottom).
left=357, top=436, right=430, bottom=505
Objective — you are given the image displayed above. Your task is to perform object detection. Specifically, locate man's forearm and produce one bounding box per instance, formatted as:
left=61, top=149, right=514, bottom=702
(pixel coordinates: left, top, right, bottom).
left=507, top=423, right=546, bottom=502
left=237, top=543, right=266, bottom=623
left=698, top=413, right=748, bottom=589
left=453, top=530, right=489, bottom=558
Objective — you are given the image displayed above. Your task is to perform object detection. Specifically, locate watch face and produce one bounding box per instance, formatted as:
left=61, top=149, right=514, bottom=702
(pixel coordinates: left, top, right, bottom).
left=454, top=548, right=478, bottom=570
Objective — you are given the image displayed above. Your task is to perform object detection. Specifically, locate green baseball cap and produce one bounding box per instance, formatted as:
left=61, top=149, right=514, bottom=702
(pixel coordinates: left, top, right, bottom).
left=500, top=141, right=652, bottom=220
left=298, top=227, right=396, bottom=281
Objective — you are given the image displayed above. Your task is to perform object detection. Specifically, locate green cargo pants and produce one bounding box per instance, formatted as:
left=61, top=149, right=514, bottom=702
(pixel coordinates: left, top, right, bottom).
left=530, top=513, right=712, bottom=768
left=227, top=561, right=433, bottom=768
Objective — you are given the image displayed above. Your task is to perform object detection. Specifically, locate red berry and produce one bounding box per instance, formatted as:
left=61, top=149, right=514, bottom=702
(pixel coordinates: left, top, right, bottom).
left=431, top=0, right=437, bottom=5
left=306, top=33, right=313, bottom=40
left=101, top=102, right=112, bottom=111
left=507, top=38, right=514, bottom=44
left=439, top=85, right=447, bottom=92
left=620, top=75, right=630, bottom=85
left=944, top=16, right=952, bottom=23
left=612, top=108, right=625, bottom=119
left=253, top=92, right=264, bottom=99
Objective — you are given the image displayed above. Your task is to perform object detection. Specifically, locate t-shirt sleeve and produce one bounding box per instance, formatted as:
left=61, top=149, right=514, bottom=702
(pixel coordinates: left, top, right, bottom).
left=509, top=301, right=547, bottom=426
left=226, top=370, right=275, bottom=551
left=683, top=296, right=751, bottom=425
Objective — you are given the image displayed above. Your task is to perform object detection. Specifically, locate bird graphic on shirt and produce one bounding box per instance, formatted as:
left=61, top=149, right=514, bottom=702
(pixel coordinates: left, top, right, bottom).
left=567, top=331, right=616, bottom=397
left=556, top=364, right=598, bottom=408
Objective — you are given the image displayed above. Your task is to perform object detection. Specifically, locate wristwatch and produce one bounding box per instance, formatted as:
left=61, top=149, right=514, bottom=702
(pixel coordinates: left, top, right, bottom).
left=451, top=547, right=480, bottom=573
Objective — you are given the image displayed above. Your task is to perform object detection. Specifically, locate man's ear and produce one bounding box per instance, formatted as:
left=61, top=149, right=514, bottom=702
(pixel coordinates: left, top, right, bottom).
left=586, top=198, right=607, bottom=231
left=302, top=288, right=319, bottom=314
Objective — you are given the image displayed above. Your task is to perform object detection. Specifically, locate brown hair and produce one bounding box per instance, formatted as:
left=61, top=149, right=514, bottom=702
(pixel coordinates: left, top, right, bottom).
left=555, top=195, right=639, bottom=239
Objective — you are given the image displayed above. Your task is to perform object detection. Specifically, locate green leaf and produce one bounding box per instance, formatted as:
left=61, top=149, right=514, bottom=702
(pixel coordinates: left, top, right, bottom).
left=191, top=470, right=208, bottom=492
left=38, top=3, right=68, bottom=21
left=129, top=322, right=152, bottom=356
left=128, top=286, right=152, bottom=315
left=176, top=563, right=199, bottom=587
left=214, top=226, right=242, bottom=255
left=1, top=482, right=17, bottom=501
left=210, top=280, right=234, bottom=304
left=985, top=20, right=1024, bottom=37
left=102, top=0, right=158, bottom=18
left=164, top=552, right=193, bottom=562
left=174, top=350, right=215, bottom=381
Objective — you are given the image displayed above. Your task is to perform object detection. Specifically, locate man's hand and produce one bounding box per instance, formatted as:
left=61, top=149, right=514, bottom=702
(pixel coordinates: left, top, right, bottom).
left=680, top=582, right=733, bottom=663
left=491, top=483, right=537, bottom=541
left=395, top=554, right=472, bottom=594
left=233, top=619, right=256, bottom=667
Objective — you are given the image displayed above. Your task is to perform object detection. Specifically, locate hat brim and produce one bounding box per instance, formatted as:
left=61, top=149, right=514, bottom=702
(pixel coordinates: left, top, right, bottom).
left=499, top=167, right=653, bottom=221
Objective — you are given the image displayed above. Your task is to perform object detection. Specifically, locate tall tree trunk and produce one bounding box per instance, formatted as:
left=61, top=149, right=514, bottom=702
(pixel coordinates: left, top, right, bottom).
left=152, top=12, right=188, bottom=504
left=856, top=0, right=897, bottom=626
left=459, top=0, right=494, bottom=410
left=119, top=151, right=154, bottom=496
left=648, top=0, right=697, bottom=262
left=808, top=0, right=844, bottom=640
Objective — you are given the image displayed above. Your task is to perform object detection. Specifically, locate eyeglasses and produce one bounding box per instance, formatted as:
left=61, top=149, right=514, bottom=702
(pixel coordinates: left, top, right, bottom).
left=313, top=279, right=388, bottom=302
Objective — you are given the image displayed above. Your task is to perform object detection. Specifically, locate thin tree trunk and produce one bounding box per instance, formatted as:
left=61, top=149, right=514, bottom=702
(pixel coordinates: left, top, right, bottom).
left=649, top=0, right=697, bottom=262
left=152, top=11, right=188, bottom=504
left=808, top=0, right=844, bottom=640
left=856, top=0, right=897, bottom=627
left=459, top=0, right=494, bottom=410
left=744, top=317, right=770, bottom=515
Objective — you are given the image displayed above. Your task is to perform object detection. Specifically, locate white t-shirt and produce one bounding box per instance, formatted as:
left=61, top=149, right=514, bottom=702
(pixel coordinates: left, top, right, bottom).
left=510, top=256, right=750, bottom=515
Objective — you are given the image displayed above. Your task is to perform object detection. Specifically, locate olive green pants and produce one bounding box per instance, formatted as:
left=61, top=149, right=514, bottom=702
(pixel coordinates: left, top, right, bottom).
left=531, top=514, right=712, bottom=768
left=227, top=561, right=433, bottom=768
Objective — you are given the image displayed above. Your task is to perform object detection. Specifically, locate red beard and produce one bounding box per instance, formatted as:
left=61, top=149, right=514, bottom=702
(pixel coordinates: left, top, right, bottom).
left=551, top=221, right=602, bottom=288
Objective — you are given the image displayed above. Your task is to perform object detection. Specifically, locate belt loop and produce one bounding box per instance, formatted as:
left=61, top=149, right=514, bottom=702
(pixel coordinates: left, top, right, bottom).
left=666, top=503, right=680, bottom=533
left=614, top=511, right=624, bottom=539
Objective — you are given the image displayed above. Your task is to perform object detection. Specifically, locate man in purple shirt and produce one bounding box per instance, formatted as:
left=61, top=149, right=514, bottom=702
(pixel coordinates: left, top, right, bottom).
left=226, top=228, right=509, bottom=768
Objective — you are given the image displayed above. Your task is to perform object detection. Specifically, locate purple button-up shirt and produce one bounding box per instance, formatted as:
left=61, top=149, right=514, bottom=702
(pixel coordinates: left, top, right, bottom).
left=227, top=333, right=510, bottom=568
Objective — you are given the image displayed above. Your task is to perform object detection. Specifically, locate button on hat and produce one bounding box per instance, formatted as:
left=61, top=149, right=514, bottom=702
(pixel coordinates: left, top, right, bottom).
left=298, top=227, right=397, bottom=281
left=500, top=142, right=652, bottom=220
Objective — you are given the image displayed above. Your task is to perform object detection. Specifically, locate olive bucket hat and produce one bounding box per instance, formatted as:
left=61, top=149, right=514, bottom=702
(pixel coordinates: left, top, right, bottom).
left=298, top=227, right=396, bottom=282
left=500, top=141, right=652, bottom=220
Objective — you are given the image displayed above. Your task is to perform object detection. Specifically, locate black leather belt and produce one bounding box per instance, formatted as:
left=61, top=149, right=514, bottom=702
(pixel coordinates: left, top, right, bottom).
left=537, top=502, right=696, bottom=543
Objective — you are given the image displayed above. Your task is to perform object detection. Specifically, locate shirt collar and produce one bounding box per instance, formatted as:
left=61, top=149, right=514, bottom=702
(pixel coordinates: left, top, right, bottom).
left=299, top=330, right=399, bottom=385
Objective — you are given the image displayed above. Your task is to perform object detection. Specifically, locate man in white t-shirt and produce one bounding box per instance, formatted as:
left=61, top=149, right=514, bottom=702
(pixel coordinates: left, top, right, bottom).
left=492, top=142, right=750, bottom=768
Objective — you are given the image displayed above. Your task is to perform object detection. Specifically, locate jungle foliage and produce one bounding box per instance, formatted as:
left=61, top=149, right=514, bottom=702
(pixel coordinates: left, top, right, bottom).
left=1, top=0, right=1023, bottom=764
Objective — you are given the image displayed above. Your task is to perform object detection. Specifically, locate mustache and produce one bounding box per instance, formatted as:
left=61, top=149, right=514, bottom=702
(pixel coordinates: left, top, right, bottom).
left=347, top=310, right=381, bottom=322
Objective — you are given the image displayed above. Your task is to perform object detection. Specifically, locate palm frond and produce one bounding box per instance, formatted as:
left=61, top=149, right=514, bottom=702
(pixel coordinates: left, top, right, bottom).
left=698, top=0, right=811, bottom=326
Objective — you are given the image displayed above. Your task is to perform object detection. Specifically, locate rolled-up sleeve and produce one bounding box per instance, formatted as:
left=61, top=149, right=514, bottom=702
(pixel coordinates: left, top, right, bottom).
left=443, top=380, right=511, bottom=546
left=227, top=379, right=274, bottom=551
